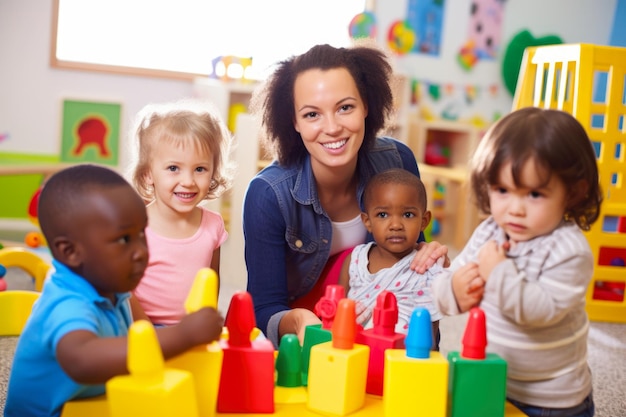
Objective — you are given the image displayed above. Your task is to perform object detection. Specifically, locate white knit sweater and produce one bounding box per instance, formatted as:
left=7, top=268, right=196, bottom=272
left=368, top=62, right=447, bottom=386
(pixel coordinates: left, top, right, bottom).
left=432, top=217, right=593, bottom=408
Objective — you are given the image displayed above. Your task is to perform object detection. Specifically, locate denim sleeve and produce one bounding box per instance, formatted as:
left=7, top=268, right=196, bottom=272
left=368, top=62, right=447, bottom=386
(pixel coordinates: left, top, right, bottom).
left=243, top=176, right=291, bottom=341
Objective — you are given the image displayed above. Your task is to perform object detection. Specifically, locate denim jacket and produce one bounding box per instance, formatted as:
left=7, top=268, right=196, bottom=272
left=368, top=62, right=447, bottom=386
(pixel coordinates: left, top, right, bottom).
left=243, top=137, right=421, bottom=346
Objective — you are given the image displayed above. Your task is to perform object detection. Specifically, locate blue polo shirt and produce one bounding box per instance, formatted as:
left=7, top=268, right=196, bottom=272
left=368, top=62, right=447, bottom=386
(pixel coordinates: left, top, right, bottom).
left=4, top=260, right=133, bottom=417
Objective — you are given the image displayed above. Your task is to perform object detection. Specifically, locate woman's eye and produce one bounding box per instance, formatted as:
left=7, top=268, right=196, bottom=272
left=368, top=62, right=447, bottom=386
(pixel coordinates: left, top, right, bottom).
left=303, top=111, right=318, bottom=119
left=339, top=104, right=354, bottom=112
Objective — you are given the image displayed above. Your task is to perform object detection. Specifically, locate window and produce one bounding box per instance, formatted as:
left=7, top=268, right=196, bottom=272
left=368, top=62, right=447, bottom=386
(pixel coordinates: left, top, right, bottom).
left=52, top=0, right=366, bottom=81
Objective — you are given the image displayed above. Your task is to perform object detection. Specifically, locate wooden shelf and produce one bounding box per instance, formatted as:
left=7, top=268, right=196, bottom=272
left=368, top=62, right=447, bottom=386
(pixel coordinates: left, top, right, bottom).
left=408, top=118, right=484, bottom=250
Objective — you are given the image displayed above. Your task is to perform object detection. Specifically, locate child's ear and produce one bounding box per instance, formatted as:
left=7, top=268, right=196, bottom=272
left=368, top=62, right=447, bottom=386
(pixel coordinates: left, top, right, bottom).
left=144, top=172, right=154, bottom=186
left=361, top=212, right=372, bottom=232
left=50, top=236, right=82, bottom=268
left=421, top=210, right=432, bottom=232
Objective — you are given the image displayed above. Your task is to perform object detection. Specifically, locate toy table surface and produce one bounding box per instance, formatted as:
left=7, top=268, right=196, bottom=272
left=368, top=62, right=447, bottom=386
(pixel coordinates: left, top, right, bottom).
left=221, top=397, right=527, bottom=416
left=61, top=394, right=527, bottom=417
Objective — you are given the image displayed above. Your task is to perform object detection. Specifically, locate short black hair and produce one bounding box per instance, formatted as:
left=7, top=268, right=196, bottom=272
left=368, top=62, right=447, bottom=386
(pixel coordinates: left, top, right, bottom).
left=38, top=164, right=133, bottom=243
left=363, top=168, right=427, bottom=212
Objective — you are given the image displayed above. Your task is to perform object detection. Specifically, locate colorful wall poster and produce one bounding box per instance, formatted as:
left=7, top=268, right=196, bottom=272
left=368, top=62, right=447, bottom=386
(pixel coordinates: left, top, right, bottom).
left=406, top=0, right=446, bottom=56
left=458, top=0, right=505, bottom=70
left=60, top=99, right=121, bottom=166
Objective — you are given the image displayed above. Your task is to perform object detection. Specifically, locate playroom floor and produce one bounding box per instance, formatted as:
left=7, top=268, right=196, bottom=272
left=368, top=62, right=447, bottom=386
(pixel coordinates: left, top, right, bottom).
left=1, top=265, right=626, bottom=416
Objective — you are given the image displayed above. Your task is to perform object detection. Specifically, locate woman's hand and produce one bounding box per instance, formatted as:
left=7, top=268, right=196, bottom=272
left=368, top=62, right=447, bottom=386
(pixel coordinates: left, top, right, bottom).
left=411, top=241, right=450, bottom=274
left=279, top=308, right=322, bottom=345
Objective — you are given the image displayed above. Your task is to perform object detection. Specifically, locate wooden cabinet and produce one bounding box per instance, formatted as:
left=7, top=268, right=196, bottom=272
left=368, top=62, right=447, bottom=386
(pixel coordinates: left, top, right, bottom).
left=407, top=118, right=484, bottom=250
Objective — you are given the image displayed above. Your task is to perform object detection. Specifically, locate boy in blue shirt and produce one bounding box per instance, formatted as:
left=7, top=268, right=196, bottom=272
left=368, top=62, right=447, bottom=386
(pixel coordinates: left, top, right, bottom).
left=4, top=164, right=224, bottom=417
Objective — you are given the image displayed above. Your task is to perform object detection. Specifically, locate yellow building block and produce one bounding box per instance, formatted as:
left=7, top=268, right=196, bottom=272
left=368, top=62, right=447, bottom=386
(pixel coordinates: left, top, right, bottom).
left=383, top=350, right=449, bottom=417
left=166, top=267, right=223, bottom=417
left=166, top=343, right=223, bottom=417
left=307, top=341, right=370, bottom=416
left=60, top=394, right=109, bottom=417
left=106, top=320, right=199, bottom=417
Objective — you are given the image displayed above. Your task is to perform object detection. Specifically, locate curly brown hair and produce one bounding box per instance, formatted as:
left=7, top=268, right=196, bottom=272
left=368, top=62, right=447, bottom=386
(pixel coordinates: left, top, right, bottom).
left=250, top=41, right=395, bottom=167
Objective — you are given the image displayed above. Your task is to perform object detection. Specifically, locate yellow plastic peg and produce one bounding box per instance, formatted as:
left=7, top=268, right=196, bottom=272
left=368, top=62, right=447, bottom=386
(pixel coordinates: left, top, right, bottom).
left=107, top=320, right=199, bottom=417
left=185, top=268, right=218, bottom=312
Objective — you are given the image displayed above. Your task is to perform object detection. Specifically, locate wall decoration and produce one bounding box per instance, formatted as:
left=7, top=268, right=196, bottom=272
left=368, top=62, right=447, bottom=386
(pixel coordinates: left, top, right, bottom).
left=0, top=132, right=9, bottom=143
left=387, top=20, right=416, bottom=55
left=410, top=76, right=502, bottom=127
left=457, top=0, right=505, bottom=71
left=349, top=11, right=377, bottom=40
left=501, top=29, right=563, bottom=96
left=61, top=99, right=120, bottom=166
left=406, top=0, right=445, bottom=56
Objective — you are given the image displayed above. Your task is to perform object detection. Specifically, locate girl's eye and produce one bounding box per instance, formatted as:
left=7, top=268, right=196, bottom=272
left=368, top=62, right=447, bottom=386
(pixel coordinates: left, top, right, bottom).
left=376, top=212, right=388, bottom=218
left=403, top=212, right=416, bottom=218
left=117, top=235, right=131, bottom=244
left=530, top=190, right=543, bottom=198
left=167, top=165, right=178, bottom=172
left=195, top=167, right=207, bottom=173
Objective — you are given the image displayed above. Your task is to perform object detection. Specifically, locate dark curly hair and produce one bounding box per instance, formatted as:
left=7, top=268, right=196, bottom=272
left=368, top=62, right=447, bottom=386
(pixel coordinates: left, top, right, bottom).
left=470, top=107, right=603, bottom=230
left=250, top=41, right=395, bottom=167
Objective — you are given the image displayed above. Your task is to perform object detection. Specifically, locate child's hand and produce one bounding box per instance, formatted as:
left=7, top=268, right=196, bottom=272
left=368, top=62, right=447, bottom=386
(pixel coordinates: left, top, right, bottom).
left=411, top=241, right=450, bottom=274
left=178, top=306, right=224, bottom=346
left=477, top=240, right=508, bottom=281
left=451, top=262, right=485, bottom=313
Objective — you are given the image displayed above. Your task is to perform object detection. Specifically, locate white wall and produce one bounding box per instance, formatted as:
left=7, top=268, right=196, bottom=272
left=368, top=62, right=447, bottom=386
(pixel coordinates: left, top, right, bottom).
left=375, top=0, right=618, bottom=123
left=1, top=0, right=619, bottom=160
left=0, top=0, right=194, bottom=171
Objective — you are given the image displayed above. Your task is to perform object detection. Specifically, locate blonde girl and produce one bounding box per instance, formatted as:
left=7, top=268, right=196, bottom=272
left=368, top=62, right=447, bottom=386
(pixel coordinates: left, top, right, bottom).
left=128, top=99, right=235, bottom=325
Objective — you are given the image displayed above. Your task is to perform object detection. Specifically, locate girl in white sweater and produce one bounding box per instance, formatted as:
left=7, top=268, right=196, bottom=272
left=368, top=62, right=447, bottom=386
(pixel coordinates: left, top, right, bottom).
left=433, top=107, right=602, bottom=416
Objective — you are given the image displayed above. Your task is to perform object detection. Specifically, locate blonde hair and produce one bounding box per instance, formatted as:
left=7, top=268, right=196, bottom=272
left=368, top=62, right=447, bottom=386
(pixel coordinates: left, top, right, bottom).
left=128, top=99, right=235, bottom=202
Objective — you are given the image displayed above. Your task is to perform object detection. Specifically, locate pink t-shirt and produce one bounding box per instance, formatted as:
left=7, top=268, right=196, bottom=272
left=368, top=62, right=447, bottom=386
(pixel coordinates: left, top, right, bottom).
left=133, top=207, right=227, bottom=325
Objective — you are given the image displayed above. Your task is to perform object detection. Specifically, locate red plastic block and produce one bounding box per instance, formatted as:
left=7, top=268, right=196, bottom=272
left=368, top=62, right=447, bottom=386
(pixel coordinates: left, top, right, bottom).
left=355, top=291, right=405, bottom=396
left=217, top=292, right=275, bottom=413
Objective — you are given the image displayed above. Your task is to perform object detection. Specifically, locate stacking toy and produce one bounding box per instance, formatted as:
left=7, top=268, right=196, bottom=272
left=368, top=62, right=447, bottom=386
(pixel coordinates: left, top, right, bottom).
left=355, top=291, right=405, bottom=396
left=301, top=284, right=344, bottom=385
left=307, top=298, right=369, bottom=416
left=383, top=307, right=448, bottom=416
left=447, top=307, right=507, bottom=417
left=217, top=291, right=275, bottom=413
left=274, top=333, right=308, bottom=404
left=166, top=268, right=223, bottom=417
left=106, top=320, right=199, bottom=417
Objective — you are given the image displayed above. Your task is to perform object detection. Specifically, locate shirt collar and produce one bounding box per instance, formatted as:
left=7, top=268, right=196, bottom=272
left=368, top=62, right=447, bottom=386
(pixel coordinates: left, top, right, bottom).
left=50, top=259, right=131, bottom=308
